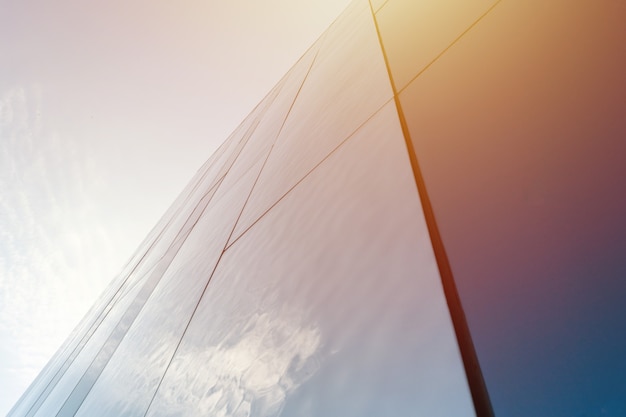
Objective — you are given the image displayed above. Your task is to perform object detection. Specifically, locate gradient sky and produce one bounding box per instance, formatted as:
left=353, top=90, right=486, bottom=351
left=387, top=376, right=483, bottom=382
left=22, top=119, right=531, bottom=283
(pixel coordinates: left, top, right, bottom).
left=0, top=0, right=351, bottom=414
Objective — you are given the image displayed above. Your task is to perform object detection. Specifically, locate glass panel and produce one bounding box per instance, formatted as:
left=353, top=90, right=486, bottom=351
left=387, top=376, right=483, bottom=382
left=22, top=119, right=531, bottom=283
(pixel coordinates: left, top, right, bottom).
left=11, top=27, right=301, bottom=414
left=16, top=34, right=326, bottom=406
left=207, top=83, right=286, bottom=189
left=30, top=174, right=227, bottom=417
left=11, top=194, right=192, bottom=416
left=230, top=0, right=393, bottom=242
left=8, top=235, right=161, bottom=417
left=7, top=292, right=110, bottom=417
left=398, top=0, right=626, bottom=415
left=31, top=263, right=155, bottom=417
left=130, top=116, right=252, bottom=277
left=46, top=177, right=223, bottom=417
left=6, top=307, right=102, bottom=417
left=221, top=41, right=321, bottom=190
left=144, top=102, right=475, bottom=417
left=375, top=0, right=495, bottom=91
left=69, top=159, right=266, bottom=417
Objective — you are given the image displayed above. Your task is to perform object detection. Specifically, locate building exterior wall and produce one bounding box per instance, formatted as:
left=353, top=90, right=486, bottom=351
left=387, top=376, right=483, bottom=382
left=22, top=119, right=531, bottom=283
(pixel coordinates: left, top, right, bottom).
left=10, top=0, right=626, bottom=416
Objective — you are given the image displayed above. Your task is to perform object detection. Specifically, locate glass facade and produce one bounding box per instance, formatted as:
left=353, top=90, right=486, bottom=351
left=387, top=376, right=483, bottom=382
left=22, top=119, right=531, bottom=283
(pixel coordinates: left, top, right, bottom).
left=9, top=0, right=626, bottom=416
left=375, top=0, right=626, bottom=415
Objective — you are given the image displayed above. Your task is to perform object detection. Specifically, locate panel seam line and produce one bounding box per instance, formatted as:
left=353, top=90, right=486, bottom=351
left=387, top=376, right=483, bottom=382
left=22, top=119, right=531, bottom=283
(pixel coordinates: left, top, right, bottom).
left=366, top=0, right=497, bottom=416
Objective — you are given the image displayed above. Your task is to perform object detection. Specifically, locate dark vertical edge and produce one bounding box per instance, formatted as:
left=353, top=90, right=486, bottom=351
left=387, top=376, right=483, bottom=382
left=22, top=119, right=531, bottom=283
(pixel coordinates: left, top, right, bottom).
left=367, top=1, right=495, bottom=416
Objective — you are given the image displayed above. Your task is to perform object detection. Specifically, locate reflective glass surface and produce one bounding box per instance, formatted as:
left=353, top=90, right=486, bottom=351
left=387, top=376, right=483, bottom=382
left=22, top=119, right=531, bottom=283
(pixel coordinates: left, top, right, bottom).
left=7, top=283, right=115, bottom=417
left=31, top=265, right=154, bottom=417
left=10, top=230, right=163, bottom=417
left=8, top=205, right=185, bottom=417
left=222, top=41, right=320, bottom=190
left=7, top=301, right=108, bottom=417
left=398, top=0, right=626, bottom=415
left=50, top=179, right=224, bottom=416
left=375, top=0, right=495, bottom=91
left=230, top=0, right=393, bottom=241
left=119, top=92, right=267, bottom=288
left=135, top=126, right=246, bottom=276
left=144, top=102, right=475, bottom=417
left=70, top=160, right=265, bottom=417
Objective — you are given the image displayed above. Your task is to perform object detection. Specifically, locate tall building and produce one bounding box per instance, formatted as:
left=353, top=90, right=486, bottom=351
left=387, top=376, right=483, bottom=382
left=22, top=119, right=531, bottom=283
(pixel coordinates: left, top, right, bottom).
left=9, top=0, right=626, bottom=416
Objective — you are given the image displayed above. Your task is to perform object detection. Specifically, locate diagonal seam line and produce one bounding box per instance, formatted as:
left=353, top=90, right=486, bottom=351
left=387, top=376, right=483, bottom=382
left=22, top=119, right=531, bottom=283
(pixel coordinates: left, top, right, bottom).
left=16, top=176, right=207, bottom=417
left=127, top=174, right=227, bottom=285
left=19, top=84, right=247, bottom=417
left=367, top=0, right=499, bottom=416
left=139, top=246, right=225, bottom=417
left=59, top=180, right=224, bottom=417
left=224, top=45, right=321, bottom=249
left=224, top=46, right=322, bottom=245
left=55, top=175, right=226, bottom=417
left=205, top=67, right=289, bottom=197
left=398, top=0, right=503, bottom=95
left=211, top=113, right=266, bottom=194
left=138, top=166, right=261, bottom=417
left=225, top=95, right=395, bottom=252
left=19, top=10, right=281, bottom=410
left=118, top=107, right=260, bottom=326
left=271, top=48, right=322, bottom=149
left=152, top=140, right=244, bottom=249
left=224, top=0, right=399, bottom=251
left=212, top=42, right=322, bottom=231
left=140, top=44, right=322, bottom=417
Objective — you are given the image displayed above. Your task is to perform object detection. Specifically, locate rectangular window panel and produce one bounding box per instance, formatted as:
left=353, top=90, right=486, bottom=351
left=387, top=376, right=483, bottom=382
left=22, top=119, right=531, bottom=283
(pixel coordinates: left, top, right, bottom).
left=220, top=41, right=321, bottom=190
left=230, top=0, right=393, bottom=242
left=144, top=101, right=475, bottom=417
left=58, top=161, right=265, bottom=417
left=128, top=119, right=250, bottom=278
left=31, top=263, right=155, bottom=417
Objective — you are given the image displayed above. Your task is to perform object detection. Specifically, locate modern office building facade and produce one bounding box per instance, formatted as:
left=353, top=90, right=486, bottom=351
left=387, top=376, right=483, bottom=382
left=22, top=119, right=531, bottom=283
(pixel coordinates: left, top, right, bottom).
left=9, top=0, right=626, bottom=416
